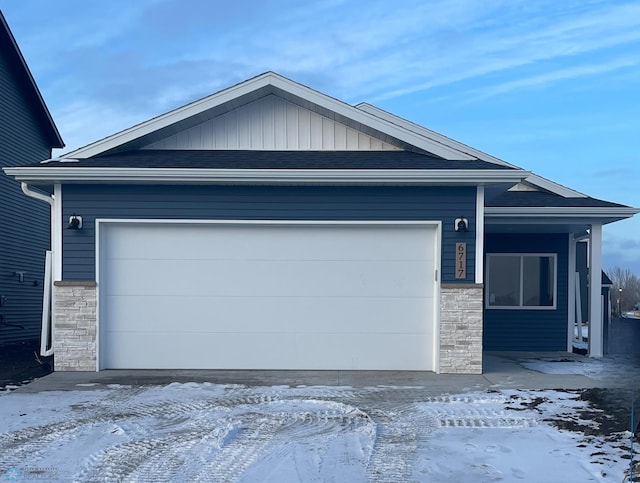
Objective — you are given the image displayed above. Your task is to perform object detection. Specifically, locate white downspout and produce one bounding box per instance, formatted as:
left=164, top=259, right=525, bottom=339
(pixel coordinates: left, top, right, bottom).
left=20, top=183, right=55, bottom=357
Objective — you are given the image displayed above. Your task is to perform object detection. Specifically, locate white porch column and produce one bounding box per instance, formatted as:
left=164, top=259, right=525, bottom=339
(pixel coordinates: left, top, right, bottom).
left=588, top=223, right=603, bottom=357
left=567, top=235, right=576, bottom=351
left=475, top=185, right=485, bottom=284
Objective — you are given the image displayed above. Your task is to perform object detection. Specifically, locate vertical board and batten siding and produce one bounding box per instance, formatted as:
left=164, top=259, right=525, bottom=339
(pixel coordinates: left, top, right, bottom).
left=143, top=95, right=402, bottom=151
left=0, top=47, right=52, bottom=345
left=483, top=233, right=569, bottom=351
left=62, top=184, right=476, bottom=283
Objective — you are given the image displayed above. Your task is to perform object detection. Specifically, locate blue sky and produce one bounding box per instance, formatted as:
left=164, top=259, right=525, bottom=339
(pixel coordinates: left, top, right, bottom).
left=2, top=0, right=639, bottom=274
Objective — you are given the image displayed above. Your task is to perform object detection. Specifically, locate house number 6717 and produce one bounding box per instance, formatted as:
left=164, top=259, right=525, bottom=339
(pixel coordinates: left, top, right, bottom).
left=455, top=242, right=466, bottom=279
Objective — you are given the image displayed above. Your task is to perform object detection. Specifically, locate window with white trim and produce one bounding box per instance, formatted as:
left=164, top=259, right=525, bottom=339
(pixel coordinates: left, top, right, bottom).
left=486, top=254, right=556, bottom=309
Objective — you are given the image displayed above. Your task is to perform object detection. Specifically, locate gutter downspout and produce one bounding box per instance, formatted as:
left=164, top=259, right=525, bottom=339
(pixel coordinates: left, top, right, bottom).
left=21, top=183, right=55, bottom=357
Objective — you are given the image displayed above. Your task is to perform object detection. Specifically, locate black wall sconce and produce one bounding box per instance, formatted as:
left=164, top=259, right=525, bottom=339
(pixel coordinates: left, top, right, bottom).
left=67, top=214, right=83, bottom=230
left=455, top=217, right=469, bottom=232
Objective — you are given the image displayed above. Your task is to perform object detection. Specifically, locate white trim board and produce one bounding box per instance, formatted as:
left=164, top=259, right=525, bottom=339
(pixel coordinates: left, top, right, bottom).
left=5, top=166, right=529, bottom=185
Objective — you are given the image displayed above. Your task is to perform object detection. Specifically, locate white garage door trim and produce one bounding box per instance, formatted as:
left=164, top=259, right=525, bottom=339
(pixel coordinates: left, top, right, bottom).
left=95, top=219, right=442, bottom=372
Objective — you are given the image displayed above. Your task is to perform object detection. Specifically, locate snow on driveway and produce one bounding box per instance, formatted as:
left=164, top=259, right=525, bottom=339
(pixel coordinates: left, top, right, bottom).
left=0, top=383, right=633, bottom=482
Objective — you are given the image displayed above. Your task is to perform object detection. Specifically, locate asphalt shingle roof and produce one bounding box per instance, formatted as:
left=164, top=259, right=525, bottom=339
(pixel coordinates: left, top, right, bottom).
left=44, top=150, right=516, bottom=170
left=486, top=190, right=627, bottom=208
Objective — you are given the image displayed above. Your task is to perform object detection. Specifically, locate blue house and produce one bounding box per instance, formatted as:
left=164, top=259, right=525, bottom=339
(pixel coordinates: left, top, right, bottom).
left=5, top=72, right=637, bottom=373
left=0, top=11, right=64, bottom=347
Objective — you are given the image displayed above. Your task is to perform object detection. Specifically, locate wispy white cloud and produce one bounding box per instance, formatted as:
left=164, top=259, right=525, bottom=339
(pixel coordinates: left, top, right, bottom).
left=4, top=0, right=640, bottom=153
left=457, top=57, right=639, bottom=103
left=364, top=2, right=640, bottom=101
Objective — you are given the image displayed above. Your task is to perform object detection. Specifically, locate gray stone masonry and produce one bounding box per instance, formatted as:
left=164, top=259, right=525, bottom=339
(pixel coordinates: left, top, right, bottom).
left=53, top=281, right=97, bottom=371
left=50, top=281, right=483, bottom=374
left=439, top=284, right=483, bottom=374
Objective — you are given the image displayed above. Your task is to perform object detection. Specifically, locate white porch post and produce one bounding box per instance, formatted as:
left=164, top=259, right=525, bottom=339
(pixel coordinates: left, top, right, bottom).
left=567, top=235, right=576, bottom=352
left=588, top=223, right=603, bottom=357
left=475, top=186, right=484, bottom=284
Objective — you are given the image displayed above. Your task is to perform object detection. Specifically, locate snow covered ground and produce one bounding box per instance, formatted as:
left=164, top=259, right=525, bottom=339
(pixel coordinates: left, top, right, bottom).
left=0, top=381, right=635, bottom=482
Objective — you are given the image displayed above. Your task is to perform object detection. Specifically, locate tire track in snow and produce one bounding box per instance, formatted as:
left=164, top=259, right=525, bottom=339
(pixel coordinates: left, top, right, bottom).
left=364, top=404, right=434, bottom=483
left=74, top=422, right=235, bottom=482
left=188, top=400, right=373, bottom=482
left=1, top=384, right=545, bottom=482
left=0, top=418, right=90, bottom=467
left=417, top=393, right=539, bottom=429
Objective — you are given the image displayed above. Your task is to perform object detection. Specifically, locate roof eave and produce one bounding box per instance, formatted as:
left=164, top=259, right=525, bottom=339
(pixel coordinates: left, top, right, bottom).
left=4, top=167, right=529, bottom=185
left=485, top=206, right=639, bottom=220
left=0, top=12, right=64, bottom=149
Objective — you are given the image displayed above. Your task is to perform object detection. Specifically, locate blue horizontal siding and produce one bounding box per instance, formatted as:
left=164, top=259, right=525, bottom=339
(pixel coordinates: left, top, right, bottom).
left=62, top=184, right=477, bottom=282
left=0, top=44, right=52, bottom=345
left=483, top=233, right=569, bottom=351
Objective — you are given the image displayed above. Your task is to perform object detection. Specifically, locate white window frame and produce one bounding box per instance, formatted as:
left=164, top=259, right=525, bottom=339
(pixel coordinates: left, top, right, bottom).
left=485, top=253, right=557, bottom=310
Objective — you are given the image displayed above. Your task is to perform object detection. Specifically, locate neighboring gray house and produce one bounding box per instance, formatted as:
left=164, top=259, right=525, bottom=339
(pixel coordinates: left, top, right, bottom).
left=5, top=72, right=637, bottom=373
left=0, top=11, right=64, bottom=345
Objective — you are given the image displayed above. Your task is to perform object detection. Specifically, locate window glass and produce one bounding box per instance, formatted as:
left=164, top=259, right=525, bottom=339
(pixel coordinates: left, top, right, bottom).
left=522, top=256, right=554, bottom=306
left=487, top=254, right=556, bottom=309
left=487, top=256, right=520, bottom=307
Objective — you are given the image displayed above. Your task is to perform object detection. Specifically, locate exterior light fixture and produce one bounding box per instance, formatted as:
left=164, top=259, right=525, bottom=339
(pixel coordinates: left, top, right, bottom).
left=67, top=214, right=83, bottom=230
left=619, top=287, right=623, bottom=317
left=455, top=217, right=469, bottom=232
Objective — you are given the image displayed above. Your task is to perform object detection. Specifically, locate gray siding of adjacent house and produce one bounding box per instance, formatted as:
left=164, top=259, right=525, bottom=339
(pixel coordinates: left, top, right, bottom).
left=62, top=184, right=477, bottom=283
left=0, top=46, right=52, bottom=345
left=483, top=233, right=569, bottom=351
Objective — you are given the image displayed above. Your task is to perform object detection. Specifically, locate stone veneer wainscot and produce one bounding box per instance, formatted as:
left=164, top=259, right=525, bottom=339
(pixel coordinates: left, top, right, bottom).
left=439, top=284, right=484, bottom=374
left=53, top=281, right=96, bottom=371
left=51, top=281, right=484, bottom=374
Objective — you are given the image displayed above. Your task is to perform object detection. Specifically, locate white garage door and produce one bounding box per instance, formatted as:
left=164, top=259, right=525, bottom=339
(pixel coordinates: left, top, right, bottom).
left=99, top=222, right=438, bottom=370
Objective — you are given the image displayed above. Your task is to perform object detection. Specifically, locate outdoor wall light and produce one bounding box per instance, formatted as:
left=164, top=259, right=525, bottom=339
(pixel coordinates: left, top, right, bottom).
left=67, top=214, right=83, bottom=230
left=455, top=217, right=469, bottom=232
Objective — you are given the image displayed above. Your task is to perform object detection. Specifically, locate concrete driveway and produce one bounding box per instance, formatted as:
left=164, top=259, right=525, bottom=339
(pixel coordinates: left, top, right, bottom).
left=11, top=351, right=638, bottom=394
left=2, top=352, right=638, bottom=482
left=2, top=353, right=638, bottom=482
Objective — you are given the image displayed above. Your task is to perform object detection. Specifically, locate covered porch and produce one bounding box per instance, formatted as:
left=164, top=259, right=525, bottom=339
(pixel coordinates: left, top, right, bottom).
left=482, top=182, right=637, bottom=357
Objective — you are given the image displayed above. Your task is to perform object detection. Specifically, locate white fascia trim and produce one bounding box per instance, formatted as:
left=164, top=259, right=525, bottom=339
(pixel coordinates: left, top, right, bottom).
left=356, top=103, right=516, bottom=168
left=64, top=74, right=277, bottom=158
left=4, top=167, right=529, bottom=185
left=62, top=72, right=480, bottom=161
left=485, top=206, right=640, bottom=218
left=273, top=77, right=476, bottom=160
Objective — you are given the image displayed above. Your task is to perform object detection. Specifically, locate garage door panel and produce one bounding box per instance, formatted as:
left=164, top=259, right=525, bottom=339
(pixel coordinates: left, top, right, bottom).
left=104, top=259, right=434, bottom=297
left=104, top=295, right=434, bottom=334
left=103, top=331, right=434, bottom=370
left=104, top=224, right=435, bottom=262
left=100, top=222, right=438, bottom=370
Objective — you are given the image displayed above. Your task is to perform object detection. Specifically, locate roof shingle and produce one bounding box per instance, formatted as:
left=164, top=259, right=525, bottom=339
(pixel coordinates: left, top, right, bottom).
left=43, top=150, right=516, bottom=170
